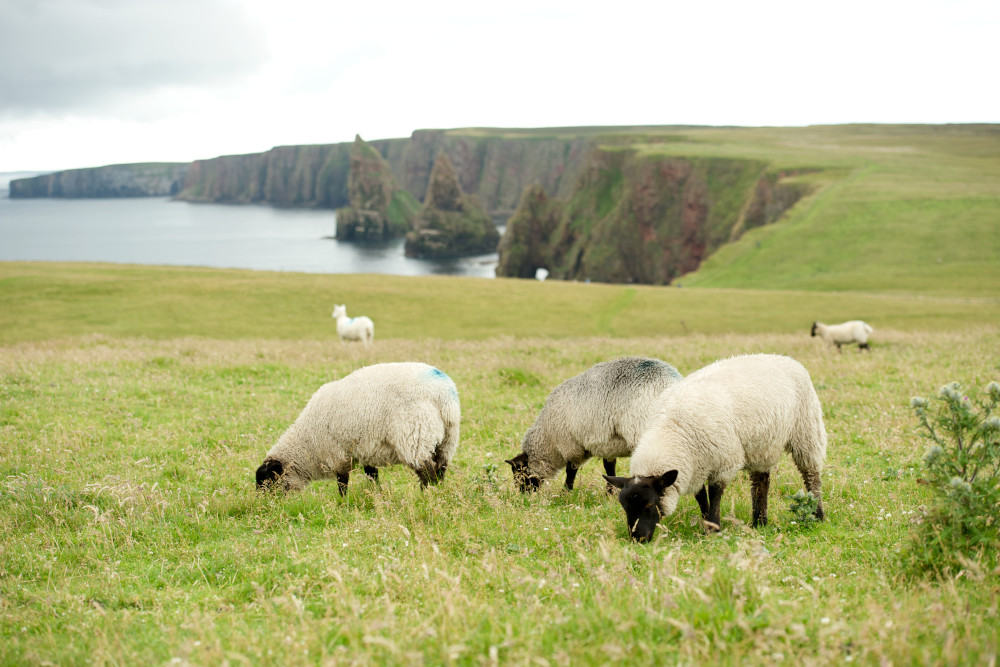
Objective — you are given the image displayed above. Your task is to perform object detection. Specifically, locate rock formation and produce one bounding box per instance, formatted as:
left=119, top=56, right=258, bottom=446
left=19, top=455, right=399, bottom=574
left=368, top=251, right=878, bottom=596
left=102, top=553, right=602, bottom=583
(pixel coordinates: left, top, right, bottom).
left=404, top=154, right=500, bottom=258
left=335, top=136, right=420, bottom=241
left=495, top=183, right=563, bottom=278
left=496, top=148, right=809, bottom=284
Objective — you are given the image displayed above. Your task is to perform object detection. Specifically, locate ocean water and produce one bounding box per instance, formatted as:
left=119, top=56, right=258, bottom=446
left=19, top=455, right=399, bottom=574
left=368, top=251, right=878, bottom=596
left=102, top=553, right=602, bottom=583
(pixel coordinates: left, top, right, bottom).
left=0, top=196, right=500, bottom=278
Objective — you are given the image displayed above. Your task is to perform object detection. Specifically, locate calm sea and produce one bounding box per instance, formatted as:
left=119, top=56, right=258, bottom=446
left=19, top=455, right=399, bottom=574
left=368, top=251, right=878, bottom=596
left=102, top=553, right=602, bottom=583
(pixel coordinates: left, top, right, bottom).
left=0, top=196, right=500, bottom=278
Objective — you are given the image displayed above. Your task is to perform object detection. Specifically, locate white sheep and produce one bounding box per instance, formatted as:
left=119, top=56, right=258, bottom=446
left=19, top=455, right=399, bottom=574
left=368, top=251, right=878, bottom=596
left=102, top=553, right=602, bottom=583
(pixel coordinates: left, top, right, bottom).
left=332, top=304, right=374, bottom=348
left=255, top=362, right=460, bottom=493
left=505, top=357, right=683, bottom=493
left=605, top=354, right=827, bottom=542
left=811, top=320, right=873, bottom=352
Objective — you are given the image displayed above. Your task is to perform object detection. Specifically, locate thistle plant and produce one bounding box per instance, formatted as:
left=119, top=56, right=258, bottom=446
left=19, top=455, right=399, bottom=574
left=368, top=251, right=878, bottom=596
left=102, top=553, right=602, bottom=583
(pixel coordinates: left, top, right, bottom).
left=904, top=381, right=1000, bottom=575
left=785, top=489, right=821, bottom=529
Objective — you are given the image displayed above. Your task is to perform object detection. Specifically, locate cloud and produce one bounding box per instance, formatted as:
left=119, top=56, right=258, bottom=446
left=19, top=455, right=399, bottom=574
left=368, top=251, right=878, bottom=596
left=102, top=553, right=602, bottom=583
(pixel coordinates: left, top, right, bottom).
left=0, top=0, right=268, bottom=118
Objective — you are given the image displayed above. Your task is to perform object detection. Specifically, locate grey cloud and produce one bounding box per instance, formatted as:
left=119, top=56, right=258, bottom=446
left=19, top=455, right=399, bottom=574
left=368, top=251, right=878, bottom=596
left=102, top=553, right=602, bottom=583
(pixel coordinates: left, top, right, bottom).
left=0, top=0, right=268, bottom=117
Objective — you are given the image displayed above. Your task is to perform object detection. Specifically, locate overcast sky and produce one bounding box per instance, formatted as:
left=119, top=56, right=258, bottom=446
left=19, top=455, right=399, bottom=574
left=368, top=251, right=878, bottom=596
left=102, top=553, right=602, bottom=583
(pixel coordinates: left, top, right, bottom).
left=0, top=0, right=996, bottom=173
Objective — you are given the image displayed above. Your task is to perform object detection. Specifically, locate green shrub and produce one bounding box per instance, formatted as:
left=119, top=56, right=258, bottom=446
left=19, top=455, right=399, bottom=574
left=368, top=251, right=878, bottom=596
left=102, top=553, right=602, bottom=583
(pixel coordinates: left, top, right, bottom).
left=903, top=380, right=1000, bottom=576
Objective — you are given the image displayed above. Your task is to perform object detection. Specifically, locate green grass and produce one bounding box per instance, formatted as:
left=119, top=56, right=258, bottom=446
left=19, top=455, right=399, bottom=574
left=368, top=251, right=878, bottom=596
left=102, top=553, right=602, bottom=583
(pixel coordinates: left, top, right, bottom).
left=619, top=124, right=1000, bottom=296
left=2, top=262, right=1000, bottom=664
left=1, top=262, right=998, bottom=345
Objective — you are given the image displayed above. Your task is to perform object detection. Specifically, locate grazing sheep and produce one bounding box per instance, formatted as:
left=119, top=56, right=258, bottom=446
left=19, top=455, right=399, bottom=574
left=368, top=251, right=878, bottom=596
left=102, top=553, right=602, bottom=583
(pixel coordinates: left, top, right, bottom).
left=332, top=304, right=374, bottom=348
left=255, top=362, right=460, bottom=494
left=505, top=357, right=683, bottom=493
left=605, top=354, right=826, bottom=542
left=811, top=320, right=873, bottom=352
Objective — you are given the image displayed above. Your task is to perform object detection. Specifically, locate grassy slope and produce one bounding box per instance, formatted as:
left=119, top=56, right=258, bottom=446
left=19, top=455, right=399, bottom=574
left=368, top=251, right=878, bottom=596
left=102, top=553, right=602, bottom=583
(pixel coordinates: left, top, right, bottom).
left=1, top=263, right=999, bottom=664
left=630, top=124, right=1000, bottom=295
left=1, top=262, right=998, bottom=346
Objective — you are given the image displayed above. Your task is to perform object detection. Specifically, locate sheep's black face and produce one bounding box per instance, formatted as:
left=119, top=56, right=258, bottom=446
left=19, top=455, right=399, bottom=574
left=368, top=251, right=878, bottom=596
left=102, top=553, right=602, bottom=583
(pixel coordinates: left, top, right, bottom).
left=505, top=453, right=541, bottom=493
left=256, top=459, right=285, bottom=490
left=810, top=322, right=819, bottom=337
left=604, top=471, right=678, bottom=542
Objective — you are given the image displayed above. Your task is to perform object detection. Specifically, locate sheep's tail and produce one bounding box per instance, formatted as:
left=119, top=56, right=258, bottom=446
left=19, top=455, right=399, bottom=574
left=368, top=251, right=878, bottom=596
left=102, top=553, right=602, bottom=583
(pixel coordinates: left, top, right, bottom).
left=863, top=322, right=873, bottom=335
left=435, top=399, right=462, bottom=474
left=788, top=389, right=827, bottom=517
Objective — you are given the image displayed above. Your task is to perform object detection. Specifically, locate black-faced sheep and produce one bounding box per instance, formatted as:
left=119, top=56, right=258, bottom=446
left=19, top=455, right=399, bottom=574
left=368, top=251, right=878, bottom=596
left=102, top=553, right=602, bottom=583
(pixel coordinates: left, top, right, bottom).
left=605, top=354, right=827, bottom=542
left=256, top=362, right=460, bottom=494
left=506, top=357, right=683, bottom=493
left=811, top=320, right=873, bottom=352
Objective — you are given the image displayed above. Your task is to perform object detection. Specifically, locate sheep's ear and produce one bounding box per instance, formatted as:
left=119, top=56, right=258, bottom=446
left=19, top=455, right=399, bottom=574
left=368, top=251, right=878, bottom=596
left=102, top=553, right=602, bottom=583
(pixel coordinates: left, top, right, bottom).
left=652, top=470, right=678, bottom=493
left=256, top=459, right=284, bottom=487
left=505, top=452, right=528, bottom=469
left=602, top=475, right=631, bottom=490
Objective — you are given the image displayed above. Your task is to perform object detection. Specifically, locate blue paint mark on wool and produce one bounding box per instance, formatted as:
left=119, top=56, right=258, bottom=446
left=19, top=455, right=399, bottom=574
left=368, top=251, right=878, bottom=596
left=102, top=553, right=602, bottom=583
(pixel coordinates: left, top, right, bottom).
left=425, top=367, right=458, bottom=398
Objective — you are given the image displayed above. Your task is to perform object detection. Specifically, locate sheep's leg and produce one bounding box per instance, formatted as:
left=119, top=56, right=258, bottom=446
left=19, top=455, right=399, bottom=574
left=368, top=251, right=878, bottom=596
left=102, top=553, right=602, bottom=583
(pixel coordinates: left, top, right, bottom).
left=603, top=459, right=617, bottom=494
left=796, top=465, right=825, bottom=521
left=415, top=461, right=442, bottom=488
left=750, top=471, right=770, bottom=527
left=835, top=342, right=842, bottom=353
left=706, top=481, right=726, bottom=531
left=694, top=486, right=711, bottom=520
left=564, top=461, right=579, bottom=490
left=364, top=466, right=379, bottom=483
left=336, top=471, right=350, bottom=496
left=432, top=442, right=449, bottom=482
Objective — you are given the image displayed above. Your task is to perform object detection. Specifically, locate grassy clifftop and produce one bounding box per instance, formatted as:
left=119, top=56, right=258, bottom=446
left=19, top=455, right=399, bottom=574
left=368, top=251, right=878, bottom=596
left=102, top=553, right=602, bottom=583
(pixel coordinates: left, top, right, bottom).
left=625, top=124, right=1000, bottom=296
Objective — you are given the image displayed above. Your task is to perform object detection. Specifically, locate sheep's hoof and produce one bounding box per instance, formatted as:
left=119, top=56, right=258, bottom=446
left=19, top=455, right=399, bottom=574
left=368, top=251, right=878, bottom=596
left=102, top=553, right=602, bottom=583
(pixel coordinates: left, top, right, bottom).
left=702, top=520, right=722, bottom=533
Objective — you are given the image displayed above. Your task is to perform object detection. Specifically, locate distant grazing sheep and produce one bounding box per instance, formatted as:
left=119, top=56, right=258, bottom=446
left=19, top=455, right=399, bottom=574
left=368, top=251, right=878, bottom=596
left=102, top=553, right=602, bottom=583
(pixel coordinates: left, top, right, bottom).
left=811, top=320, right=873, bottom=352
left=605, top=354, right=827, bottom=542
left=506, top=357, right=683, bottom=493
left=332, top=304, right=374, bottom=348
left=256, top=362, right=460, bottom=494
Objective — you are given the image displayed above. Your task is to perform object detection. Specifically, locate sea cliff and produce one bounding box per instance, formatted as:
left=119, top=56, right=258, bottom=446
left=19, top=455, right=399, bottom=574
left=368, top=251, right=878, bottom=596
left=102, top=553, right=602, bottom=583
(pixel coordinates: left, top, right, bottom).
left=173, top=131, right=588, bottom=214
left=9, top=163, right=188, bottom=198
left=496, top=148, right=810, bottom=284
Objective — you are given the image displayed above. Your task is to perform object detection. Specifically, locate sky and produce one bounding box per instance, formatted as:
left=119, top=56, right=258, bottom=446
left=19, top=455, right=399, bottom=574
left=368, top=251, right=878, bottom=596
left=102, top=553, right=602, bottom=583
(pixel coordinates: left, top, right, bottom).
left=0, top=0, right=997, bottom=173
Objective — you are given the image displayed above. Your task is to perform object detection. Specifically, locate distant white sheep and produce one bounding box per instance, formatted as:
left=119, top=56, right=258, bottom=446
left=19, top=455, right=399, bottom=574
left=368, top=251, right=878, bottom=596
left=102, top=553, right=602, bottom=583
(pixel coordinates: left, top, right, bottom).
left=255, top=362, right=460, bottom=493
left=811, top=320, right=873, bottom=352
left=332, top=304, right=374, bottom=348
left=506, top=357, right=683, bottom=493
left=605, top=354, right=827, bottom=542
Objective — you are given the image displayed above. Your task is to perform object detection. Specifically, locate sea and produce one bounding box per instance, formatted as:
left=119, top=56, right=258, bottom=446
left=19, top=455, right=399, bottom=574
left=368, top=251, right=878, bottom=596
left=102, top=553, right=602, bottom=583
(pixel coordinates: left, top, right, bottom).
left=0, top=186, right=500, bottom=279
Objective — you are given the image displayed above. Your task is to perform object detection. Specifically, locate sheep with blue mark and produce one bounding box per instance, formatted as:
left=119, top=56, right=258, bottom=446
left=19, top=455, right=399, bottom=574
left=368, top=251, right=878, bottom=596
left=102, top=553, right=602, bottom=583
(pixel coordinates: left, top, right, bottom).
left=332, top=304, right=374, bottom=348
left=506, top=357, right=684, bottom=493
left=256, top=362, right=460, bottom=493
left=605, top=354, right=827, bottom=542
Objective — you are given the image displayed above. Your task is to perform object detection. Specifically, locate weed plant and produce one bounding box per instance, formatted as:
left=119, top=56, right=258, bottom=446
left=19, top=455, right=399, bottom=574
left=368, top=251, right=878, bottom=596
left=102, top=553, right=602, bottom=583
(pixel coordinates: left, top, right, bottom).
left=904, top=381, right=1000, bottom=576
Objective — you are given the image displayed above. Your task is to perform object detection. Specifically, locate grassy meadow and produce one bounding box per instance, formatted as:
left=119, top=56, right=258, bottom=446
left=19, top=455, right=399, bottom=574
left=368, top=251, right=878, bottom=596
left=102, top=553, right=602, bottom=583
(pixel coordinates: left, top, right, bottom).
left=2, top=262, right=999, bottom=664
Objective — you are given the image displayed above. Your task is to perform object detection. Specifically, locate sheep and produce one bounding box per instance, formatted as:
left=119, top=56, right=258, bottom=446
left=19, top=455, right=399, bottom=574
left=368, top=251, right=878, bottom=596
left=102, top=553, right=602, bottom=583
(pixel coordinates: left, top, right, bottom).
left=505, top=357, right=683, bottom=493
left=811, top=320, right=873, bottom=352
left=255, top=362, right=460, bottom=494
left=332, top=304, right=374, bottom=348
left=604, top=354, right=826, bottom=542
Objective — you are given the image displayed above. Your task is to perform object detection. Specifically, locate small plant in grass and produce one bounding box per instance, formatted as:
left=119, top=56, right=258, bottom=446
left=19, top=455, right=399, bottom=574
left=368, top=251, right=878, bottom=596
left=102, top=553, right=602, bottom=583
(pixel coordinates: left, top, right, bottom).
left=785, top=489, right=821, bottom=528
left=903, top=380, right=1000, bottom=576
left=474, top=462, right=502, bottom=493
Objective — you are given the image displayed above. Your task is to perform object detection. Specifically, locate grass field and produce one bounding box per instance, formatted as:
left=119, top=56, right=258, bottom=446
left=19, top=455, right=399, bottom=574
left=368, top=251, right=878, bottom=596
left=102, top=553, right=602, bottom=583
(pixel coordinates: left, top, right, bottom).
left=2, top=262, right=999, bottom=664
